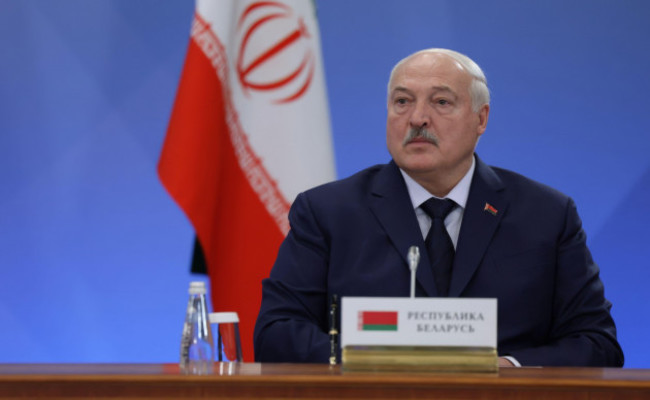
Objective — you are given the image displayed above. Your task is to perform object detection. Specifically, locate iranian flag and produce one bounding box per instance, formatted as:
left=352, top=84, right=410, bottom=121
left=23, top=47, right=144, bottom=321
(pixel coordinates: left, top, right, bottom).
left=158, top=0, right=335, bottom=362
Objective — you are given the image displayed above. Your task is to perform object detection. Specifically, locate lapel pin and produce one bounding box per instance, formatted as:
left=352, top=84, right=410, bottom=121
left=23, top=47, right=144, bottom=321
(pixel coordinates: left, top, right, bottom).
left=484, top=202, right=498, bottom=216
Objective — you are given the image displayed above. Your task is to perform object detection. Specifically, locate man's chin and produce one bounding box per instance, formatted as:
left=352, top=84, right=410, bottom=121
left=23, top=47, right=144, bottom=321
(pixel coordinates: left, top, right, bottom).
left=399, top=161, right=439, bottom=176
left=395, top=152, right=438, bottom=168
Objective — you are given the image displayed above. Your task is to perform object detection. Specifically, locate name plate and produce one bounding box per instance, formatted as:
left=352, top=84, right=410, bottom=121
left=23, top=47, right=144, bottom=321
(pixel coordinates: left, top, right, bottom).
left=341, top=297, right=497, bottom=348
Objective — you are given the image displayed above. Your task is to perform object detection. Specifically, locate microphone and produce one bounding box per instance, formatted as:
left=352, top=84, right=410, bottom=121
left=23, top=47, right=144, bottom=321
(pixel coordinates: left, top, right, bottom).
left=408, top=246, right=420, bottom=298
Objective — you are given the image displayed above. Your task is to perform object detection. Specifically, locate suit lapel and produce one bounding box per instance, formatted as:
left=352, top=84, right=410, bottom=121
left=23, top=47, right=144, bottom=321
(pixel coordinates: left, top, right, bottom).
left=368, top=161, right=438, bottom=296
left=449, top=156, right=507, bottom=297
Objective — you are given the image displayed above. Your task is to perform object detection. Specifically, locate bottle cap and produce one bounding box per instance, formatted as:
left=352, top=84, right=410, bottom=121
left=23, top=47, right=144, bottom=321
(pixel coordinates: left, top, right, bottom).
left=188, top=281, right=207, bottom=295
left=209, top=312, right=239, bottom=324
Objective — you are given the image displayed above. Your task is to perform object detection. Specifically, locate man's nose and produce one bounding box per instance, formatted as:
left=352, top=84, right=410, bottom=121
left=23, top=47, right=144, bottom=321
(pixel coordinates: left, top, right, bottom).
left=409, top=101, right=430, bottom=128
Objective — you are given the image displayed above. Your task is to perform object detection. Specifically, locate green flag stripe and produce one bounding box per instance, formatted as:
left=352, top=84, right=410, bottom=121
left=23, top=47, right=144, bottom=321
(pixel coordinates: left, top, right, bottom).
left=362, top=324, right=397, bottom=331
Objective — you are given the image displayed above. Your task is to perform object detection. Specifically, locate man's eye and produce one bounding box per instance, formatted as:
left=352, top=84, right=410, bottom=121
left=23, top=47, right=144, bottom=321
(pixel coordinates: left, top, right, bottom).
left=396, top=98, right=408, bottom=105
left=436, top=99, right=449, bottom=105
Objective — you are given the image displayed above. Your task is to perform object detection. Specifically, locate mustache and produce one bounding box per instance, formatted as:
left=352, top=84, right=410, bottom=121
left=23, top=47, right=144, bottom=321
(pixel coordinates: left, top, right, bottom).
left=403, top=126, right=439, bottom=147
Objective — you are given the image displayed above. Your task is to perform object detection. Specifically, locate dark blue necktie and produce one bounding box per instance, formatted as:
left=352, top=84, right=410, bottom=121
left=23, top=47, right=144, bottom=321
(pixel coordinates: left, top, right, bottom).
left=420, top=198, right=456, bottom=297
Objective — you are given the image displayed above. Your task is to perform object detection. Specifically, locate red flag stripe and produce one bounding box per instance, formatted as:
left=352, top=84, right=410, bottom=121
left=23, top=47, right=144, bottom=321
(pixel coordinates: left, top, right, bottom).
left=361, top=311, right=398, bottom=325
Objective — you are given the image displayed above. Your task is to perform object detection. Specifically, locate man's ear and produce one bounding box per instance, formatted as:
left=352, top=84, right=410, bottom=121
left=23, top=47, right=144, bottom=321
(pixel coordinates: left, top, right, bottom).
left=477, top=104, right=490, bottom=136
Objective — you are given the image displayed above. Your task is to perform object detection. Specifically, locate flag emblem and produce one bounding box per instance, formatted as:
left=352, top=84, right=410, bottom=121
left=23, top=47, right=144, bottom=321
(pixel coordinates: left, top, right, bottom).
left=484, top=203, right=498, bottom=216
left=236, top=1, right=316, bottom=104
left=358, top=311, right=398, bottom=331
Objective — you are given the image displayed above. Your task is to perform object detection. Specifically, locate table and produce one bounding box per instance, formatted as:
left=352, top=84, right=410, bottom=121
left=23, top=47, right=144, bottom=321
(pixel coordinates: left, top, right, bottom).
left=1, top=363, right=649, bottom=399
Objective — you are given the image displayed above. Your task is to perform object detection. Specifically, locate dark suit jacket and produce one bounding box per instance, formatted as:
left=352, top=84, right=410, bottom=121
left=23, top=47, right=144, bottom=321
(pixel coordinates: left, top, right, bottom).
left=254, top=156, right=624, bottom=366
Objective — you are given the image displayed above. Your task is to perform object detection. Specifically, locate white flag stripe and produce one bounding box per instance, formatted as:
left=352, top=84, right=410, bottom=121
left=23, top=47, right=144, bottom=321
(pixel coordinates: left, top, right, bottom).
left=197, top=0, right=335, bottom=205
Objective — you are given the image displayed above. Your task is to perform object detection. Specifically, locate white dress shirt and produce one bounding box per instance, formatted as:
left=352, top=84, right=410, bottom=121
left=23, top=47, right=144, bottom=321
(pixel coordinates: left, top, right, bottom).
left=399, top=157, right=475, bottom=247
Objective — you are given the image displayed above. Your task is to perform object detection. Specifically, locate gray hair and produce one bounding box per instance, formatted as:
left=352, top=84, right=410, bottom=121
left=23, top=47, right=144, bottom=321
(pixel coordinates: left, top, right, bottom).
left=387, top=48, right=490, bottom=112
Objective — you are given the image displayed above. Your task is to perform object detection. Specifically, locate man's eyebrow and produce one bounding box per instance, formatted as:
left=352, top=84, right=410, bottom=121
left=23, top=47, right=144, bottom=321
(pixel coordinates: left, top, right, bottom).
left=390, top=85, right=457, bottom=96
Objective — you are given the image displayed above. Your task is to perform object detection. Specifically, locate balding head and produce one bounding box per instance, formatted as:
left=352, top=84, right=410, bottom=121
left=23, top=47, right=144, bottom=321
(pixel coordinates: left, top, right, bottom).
left=388, top=48, right=490, bottom=112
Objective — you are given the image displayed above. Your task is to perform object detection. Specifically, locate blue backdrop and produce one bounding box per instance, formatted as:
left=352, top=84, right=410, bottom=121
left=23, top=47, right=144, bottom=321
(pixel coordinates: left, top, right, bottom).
left=1, top=0, right=648, bottom=367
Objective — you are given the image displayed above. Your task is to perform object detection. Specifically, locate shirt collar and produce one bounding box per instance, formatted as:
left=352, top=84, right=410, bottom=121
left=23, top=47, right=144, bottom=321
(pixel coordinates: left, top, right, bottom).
left=399, top=155, right=475, bottom=210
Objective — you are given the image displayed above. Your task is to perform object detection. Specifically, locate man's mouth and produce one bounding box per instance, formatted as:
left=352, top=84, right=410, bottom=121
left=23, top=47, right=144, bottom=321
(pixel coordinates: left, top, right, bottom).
left=408, top=137, right=434, bottom=144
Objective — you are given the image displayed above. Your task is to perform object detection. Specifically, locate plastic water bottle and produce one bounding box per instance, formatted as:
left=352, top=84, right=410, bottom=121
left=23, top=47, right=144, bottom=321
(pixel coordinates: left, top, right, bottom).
left=180, top=281, right=214, bottom=374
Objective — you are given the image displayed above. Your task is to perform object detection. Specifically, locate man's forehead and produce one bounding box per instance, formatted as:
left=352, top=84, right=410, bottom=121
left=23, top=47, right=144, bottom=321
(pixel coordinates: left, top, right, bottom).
left=390, top=55, right=469, bottom=93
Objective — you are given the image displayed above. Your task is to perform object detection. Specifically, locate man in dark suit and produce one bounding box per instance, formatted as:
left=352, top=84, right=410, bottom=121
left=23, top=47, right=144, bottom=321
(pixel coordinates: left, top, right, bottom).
left=253, top=48, right=624, bottom=367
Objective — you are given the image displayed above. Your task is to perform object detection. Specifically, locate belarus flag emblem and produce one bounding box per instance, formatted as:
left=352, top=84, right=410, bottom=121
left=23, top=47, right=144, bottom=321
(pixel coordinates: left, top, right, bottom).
left=358, top=311, right=398, bottom=331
